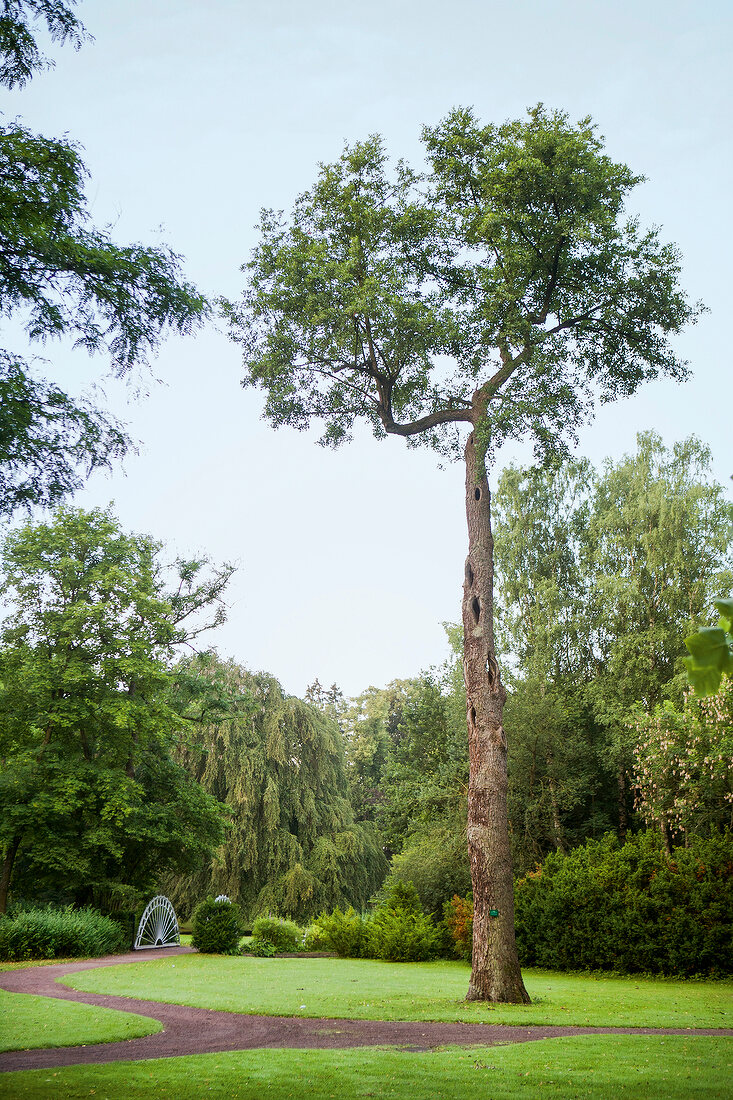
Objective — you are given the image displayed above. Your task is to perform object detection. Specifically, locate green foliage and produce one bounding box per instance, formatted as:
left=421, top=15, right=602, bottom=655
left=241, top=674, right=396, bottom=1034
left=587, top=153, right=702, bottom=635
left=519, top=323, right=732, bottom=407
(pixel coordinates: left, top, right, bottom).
left=370, top=877, right=423, bottom=916
left=251, top=917, right=302, bottom=953
left=366, top=907, right=441, bottom=962
left=227, top=108, right=697, bottom=468
left=0, top=1, right=86, bottom=90
left=191, top=896, right=243, bottom=955
left=302, top=922, right=331, bottom=951
left=685, top=598, right=733, bottom=695
left=389, top=829, right=471, bottom=919
left=0, top=904, right=125, bottom=960
left=0, top=506, right=233, bottom=911
left=493, top=433, right=733, bottom=866
left=0, top=8, right=207, bottom=516
left=631, top=678, right=733, bottom=836
left=514, top=831, right=733, bottom=977
left=243, top=937, right=276, bottom=957
left=312, top=907, right=369, bottom=959
left=165, top=656, right=387, bottom=923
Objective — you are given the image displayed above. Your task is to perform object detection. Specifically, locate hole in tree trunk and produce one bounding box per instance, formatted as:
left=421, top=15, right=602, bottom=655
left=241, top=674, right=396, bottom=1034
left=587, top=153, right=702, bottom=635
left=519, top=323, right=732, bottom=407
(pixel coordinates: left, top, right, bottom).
left=471, top=596, right=481, bottom=623
left=465, top=561, right=474, bottom=586
left=474, top=487, right=481, bottom=501
left=469, top=705, right=476, bottom=727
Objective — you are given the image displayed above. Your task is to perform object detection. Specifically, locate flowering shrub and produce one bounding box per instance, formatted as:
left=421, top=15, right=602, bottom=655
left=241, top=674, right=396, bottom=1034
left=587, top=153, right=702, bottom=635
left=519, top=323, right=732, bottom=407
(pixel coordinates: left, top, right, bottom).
left=631, top=680, right=733, bottom=836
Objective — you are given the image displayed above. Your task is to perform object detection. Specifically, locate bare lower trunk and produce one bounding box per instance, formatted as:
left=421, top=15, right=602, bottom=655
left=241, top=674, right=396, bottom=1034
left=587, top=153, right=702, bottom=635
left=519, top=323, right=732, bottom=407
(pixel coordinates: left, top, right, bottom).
left=462, top=433, right=529, bottom=1004
left=0, top=834, right=22, bottom=915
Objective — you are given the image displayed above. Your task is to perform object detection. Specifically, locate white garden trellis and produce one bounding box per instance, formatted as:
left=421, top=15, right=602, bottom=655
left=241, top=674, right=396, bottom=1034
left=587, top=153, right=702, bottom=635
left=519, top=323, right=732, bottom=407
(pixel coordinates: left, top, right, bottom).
left=134, top=895, right=180, bottom=950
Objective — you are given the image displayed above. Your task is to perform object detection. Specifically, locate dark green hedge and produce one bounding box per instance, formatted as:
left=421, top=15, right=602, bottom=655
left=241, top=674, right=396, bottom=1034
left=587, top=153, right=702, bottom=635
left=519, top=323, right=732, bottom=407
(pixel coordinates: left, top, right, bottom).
left=191, top=896, right=243, bottom=954
left=514, top=831, right=733, bottom=976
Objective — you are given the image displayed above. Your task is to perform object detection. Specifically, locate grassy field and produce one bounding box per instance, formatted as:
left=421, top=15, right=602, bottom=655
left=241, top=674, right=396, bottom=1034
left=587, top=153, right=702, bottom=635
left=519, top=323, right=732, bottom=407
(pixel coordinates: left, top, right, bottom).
left=0, top=989, right=160, bottom=1052
left=64, top=954, right=733, bottom=1029
left=2, top=1036, right=731, bottom=1098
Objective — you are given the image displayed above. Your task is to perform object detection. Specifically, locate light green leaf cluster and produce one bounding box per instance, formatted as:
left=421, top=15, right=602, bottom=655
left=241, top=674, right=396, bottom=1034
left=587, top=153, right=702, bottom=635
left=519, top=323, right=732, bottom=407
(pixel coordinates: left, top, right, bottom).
left=684, top=598, right=733, bottom=695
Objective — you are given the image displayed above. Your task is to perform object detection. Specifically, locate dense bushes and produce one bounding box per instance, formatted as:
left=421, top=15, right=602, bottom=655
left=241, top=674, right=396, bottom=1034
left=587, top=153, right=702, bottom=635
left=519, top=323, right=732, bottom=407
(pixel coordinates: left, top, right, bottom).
left=0, top=906, right=126, bottom=960
left=251, top=916, right=301, bottom=952
left=312, top=879, right=442, bottom=962
left=514, top=831, right=733, bottom=977
left=191, top=895, right=244, bottom=954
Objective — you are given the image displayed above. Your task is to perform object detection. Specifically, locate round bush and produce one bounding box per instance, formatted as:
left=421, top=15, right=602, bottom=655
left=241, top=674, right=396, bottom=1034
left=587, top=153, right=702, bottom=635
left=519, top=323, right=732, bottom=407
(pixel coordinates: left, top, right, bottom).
left=191, top=896, right=244, bottom=954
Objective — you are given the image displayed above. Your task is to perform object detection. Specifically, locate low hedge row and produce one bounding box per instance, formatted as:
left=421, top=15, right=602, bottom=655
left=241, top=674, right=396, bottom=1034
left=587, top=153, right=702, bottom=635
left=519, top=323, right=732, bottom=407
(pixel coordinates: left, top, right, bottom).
left=0, top=905, right=127, bottom=960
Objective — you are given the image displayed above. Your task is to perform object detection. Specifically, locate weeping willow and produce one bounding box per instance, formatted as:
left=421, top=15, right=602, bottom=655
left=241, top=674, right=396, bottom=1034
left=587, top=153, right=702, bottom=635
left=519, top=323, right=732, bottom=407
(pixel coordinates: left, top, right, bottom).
left=164, top=658, right=387, bottom=921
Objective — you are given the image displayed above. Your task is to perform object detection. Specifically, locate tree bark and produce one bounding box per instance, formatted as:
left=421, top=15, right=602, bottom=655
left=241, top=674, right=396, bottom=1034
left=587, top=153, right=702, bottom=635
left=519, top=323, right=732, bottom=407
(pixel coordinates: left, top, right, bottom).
left=0, top=834, right=22, bottom=915
left=462, top=432, right=530, bottom=1004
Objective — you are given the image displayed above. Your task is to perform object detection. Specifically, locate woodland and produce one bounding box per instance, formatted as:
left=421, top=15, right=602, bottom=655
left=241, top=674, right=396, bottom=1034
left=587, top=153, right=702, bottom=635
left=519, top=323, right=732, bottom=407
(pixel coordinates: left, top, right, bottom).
left=0, top=1, right=732, bottom=1006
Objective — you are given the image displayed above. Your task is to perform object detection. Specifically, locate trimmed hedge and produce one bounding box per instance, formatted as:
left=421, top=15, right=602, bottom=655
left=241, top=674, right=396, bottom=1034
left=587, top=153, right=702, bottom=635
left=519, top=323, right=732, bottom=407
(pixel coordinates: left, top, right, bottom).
left=0, top=906, right=126, bottom=960
left=191, top=896, right=244, bottom=954
left=514, top=830, right=733, bottom=977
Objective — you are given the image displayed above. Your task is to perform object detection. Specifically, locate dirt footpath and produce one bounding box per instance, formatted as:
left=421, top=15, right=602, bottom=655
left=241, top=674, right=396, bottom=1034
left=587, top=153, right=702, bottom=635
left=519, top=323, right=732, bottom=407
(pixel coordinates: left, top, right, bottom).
left=2, top=948, right=730, bottom=1072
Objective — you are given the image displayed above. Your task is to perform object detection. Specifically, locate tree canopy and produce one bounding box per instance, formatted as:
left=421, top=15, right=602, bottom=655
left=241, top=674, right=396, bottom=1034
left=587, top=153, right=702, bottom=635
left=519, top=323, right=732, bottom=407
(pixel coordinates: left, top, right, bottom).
left=166, top=656, right=387, bottom=923
left=0, top=506, right=235, bottom=913
left=0, top=1, right=208, bottom=516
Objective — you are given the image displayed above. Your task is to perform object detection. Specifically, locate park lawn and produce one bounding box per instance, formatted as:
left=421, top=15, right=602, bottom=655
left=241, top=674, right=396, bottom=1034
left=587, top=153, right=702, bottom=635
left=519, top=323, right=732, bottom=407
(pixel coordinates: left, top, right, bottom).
left=1, top=1036, right=731, bottom=1099
left=65, top=955, right=732, bottom=1030
left=0, top=989, right=161, bottom=1052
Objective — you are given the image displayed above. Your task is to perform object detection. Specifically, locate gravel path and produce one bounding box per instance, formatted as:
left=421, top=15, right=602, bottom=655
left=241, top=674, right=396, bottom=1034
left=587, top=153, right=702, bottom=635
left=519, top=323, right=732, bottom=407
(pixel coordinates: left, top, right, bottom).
left=2, top=948, right=730, bottom=1072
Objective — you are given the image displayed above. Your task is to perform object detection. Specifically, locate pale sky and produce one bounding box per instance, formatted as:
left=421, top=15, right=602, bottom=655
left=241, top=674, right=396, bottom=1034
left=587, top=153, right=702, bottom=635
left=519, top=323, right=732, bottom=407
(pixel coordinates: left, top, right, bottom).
left=4, top=0, right=731, bottom=697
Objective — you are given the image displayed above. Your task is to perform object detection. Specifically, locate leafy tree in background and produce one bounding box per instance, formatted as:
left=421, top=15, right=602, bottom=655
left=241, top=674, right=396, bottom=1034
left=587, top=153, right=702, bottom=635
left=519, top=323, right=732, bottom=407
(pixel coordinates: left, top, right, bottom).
left=0, top=506, right=234, bottom=913
left=0, top=1, right=208, bottom=516
left=585, top=433, right=732, bottom=838
left=165, top=656, right=387, bottom=923
left=632, top=679, right=733, bottom=844
left=226, top=107, right=697, bottom=1002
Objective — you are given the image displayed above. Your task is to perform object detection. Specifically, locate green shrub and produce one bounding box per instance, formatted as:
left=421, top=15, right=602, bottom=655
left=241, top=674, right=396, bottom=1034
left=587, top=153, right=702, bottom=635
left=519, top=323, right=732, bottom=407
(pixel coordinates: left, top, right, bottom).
left=191, top=895, right=243, bottom=954
left=243, top=938, right=276, bottom=957
left=251, top=916, right=302, bottom=952
left=514, top=830, right=733, bottom=977
left=302, top=922, right=331, bottom=951
left=390, top=828, right=472, bottom=918
left=367, top=907, right=441, bottom=961
left=0, top=906, right=126, bottom=961
left=371, top=877, right=423, bottom=915
left=313, top=907, right=369, bottom=958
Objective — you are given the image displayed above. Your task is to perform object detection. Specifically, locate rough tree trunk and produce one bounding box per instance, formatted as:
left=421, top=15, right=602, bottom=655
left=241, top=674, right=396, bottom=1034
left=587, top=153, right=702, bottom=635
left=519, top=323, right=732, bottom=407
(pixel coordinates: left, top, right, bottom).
left=0, top=834, right=22, bottom=915
left=462, top=432, right=529, bottom=1004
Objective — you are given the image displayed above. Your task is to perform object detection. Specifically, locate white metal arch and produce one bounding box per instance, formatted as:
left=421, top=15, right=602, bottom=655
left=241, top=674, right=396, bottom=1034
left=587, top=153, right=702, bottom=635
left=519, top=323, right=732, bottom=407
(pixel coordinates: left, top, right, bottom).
left=134, top=895, right=180, bottom=950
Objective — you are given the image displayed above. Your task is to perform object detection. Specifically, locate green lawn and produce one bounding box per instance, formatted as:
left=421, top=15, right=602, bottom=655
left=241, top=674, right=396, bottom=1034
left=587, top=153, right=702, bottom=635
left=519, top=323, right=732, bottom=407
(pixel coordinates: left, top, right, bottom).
left=0, top=989, right=160, bottom=1052
left=64, top=955, right=732, bottom=1029
left=2, top=1037, right=731, bottom=1098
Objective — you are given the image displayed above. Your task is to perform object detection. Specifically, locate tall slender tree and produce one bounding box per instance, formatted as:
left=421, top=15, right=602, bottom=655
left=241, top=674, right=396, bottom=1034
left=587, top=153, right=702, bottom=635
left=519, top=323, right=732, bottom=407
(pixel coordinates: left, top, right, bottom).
left=225, top=107, right=698, bottom=1003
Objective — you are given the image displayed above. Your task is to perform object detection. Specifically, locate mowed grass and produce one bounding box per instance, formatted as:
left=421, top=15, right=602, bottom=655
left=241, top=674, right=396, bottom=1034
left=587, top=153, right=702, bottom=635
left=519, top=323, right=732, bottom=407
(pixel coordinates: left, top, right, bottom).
left=0, top=989, right=161, bottom=1052
left=1, top=1037, right=731, bottom=1099
left=65, top=955, right=732, bottom=1029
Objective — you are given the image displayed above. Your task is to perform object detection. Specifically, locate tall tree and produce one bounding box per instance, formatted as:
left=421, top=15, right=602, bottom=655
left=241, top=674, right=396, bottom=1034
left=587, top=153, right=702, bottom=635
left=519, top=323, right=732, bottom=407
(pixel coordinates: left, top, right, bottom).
left=0, top=2, right=208, bottom=516
left=225, top=107, right=697, bottom=1002
left=0, top=506, right=234, bottom=913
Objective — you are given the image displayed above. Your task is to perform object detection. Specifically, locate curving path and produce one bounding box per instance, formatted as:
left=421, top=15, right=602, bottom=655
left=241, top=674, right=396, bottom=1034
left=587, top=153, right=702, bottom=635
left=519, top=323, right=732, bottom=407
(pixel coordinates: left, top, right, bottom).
left=2, top=947, right=731, bottom=1073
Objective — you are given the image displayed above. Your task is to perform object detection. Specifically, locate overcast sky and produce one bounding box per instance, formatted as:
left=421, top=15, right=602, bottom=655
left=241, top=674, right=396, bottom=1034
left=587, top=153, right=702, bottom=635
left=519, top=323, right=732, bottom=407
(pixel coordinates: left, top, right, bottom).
left=4, top=0, right=731, bottom=697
